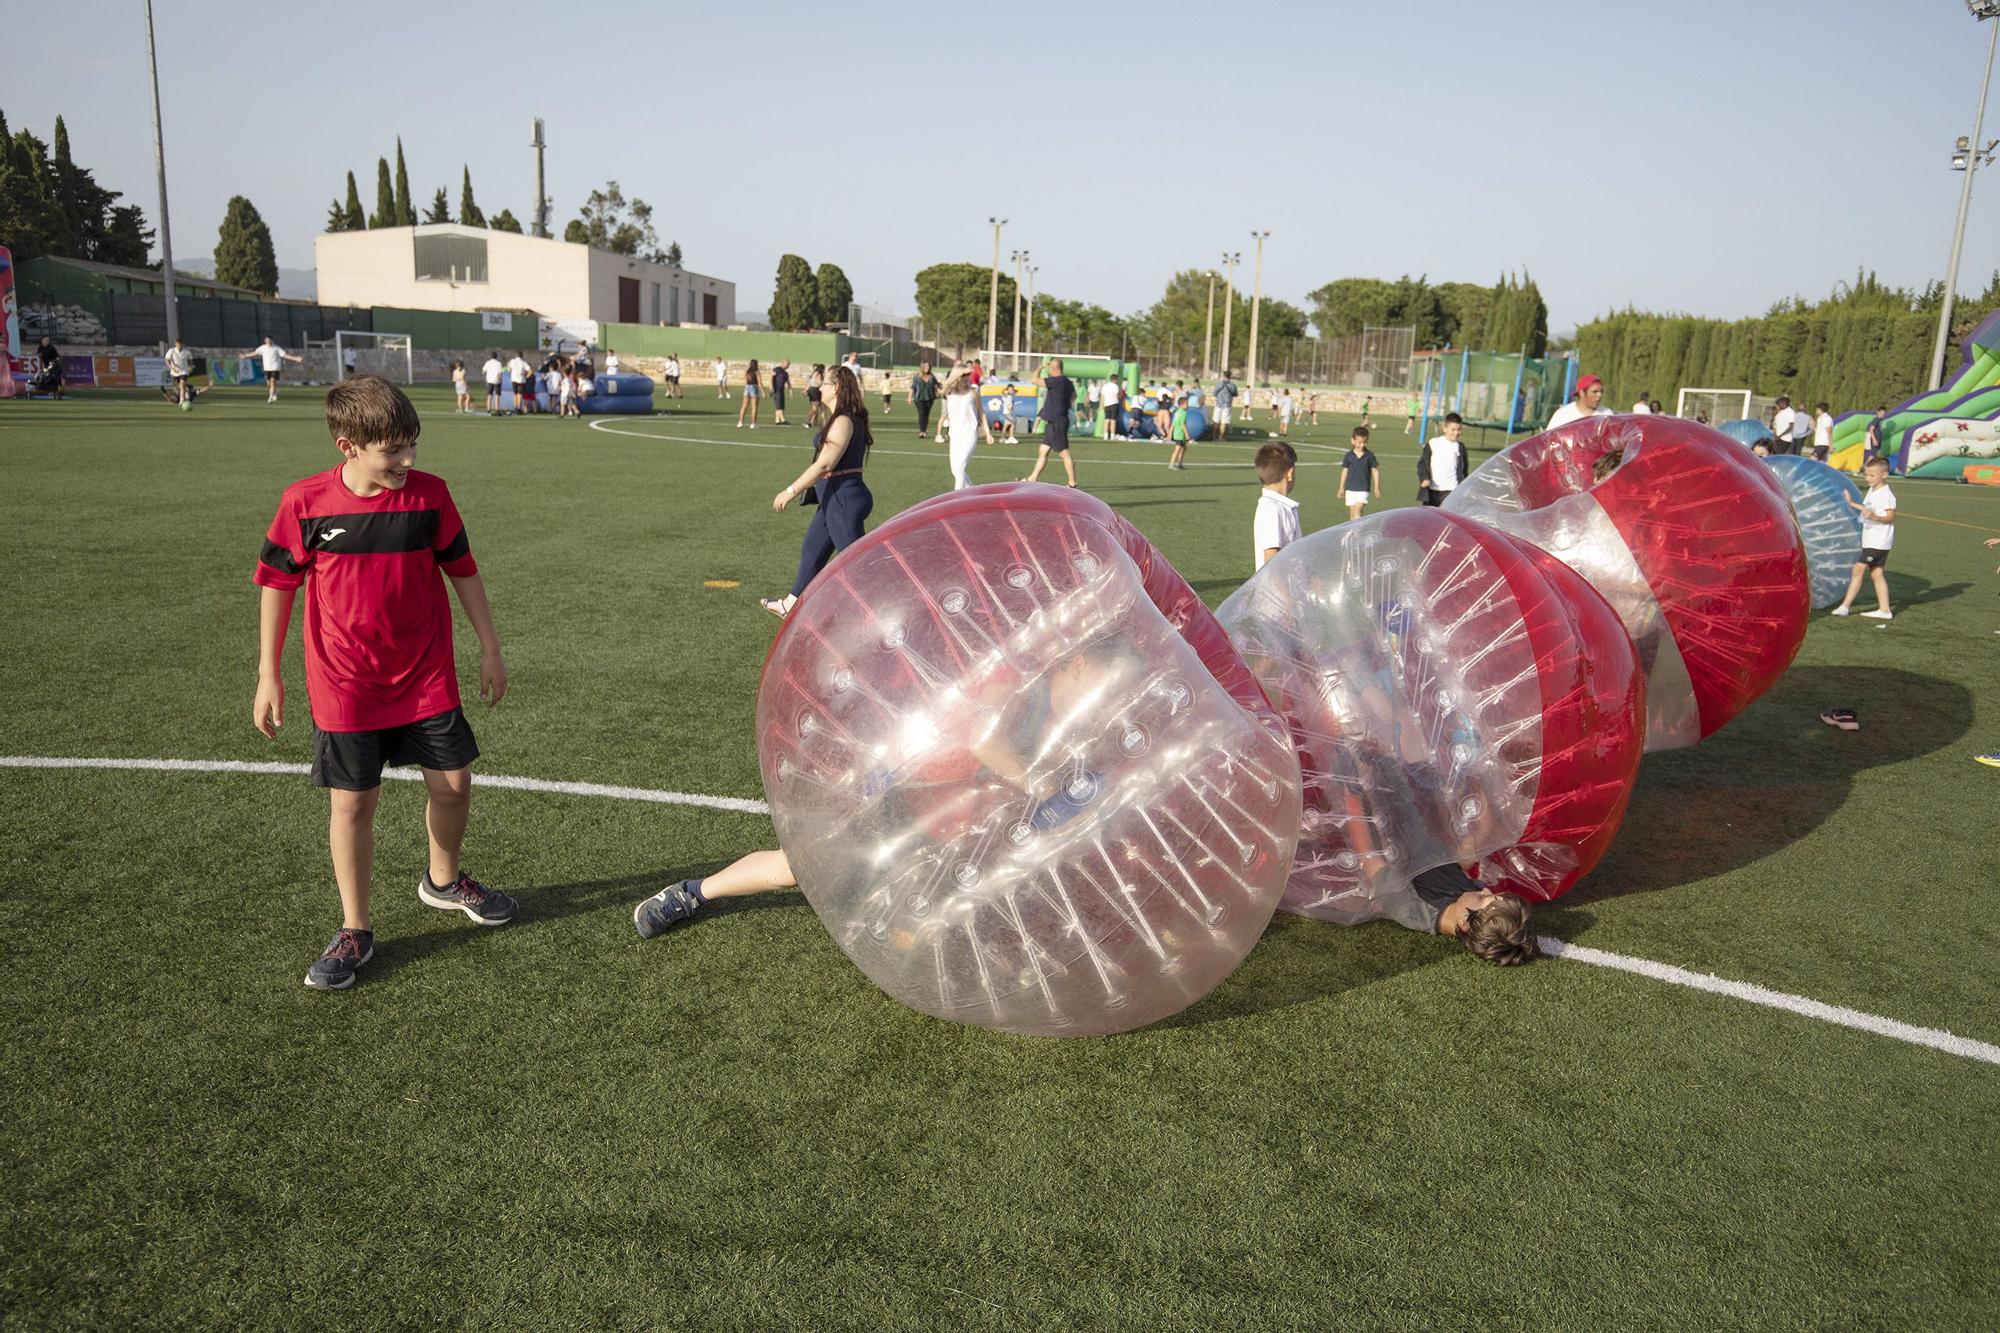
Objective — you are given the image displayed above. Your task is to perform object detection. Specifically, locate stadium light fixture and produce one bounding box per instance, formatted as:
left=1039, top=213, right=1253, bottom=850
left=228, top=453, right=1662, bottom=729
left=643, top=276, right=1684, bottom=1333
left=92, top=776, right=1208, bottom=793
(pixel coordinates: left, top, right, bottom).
left=1929, top=1, right=1999, bottom=388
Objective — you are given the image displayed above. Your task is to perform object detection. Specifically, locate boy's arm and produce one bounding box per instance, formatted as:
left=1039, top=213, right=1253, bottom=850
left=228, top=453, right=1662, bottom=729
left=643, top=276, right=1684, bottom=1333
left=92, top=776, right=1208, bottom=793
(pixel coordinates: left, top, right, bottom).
left=1417, top=441, right=1432, bottom=488
left=254, top=586, right=295, bottom=737
left=448, top=572, right=508, bottom=705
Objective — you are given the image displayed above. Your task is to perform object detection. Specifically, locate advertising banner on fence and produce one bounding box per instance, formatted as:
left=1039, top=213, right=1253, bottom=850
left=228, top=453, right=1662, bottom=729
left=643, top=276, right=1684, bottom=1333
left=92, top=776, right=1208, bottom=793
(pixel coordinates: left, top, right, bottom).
left=62, top=356, right=97, bottom=387
left=93, top=356, right=136, bottom=387
left=481, top=311, right=516, bottom=332
left=538, top=317, right=599, bottom=354
left=0, top=245, right=17, bottom=397
left=133, top=356, right=166, bottom=388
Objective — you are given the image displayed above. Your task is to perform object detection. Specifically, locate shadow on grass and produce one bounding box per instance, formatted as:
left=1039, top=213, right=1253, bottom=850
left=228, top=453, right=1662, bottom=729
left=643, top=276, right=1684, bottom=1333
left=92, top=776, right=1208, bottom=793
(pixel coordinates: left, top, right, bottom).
left=366, top=862, right=806, bottom=980
left=1536, top=664, right=1973, bottom=933
left=1156, top=913, right=1446, bottom=1029
left=1894, top=575, right=1973, bottom=607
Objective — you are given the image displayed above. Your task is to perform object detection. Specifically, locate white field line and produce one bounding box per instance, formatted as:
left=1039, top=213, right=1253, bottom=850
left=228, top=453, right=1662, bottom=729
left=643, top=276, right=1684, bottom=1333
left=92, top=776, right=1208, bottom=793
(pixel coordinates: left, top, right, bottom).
left=0, top=754, right=769, bottom=814
left=1539, top=936, right=2000, bottom=1066
left=586, top=417, right=1394, bottom=465
left=6, top=752, right=1993, bottom=1067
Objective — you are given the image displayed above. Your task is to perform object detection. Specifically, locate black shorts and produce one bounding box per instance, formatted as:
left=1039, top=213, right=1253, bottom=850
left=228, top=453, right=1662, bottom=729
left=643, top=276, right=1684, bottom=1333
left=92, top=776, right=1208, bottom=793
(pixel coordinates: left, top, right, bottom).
left=266, top=368, right=282, bottom=383
left=312, top=707, right=480, bottom=791
left=1042, top=420, right=1071, bottom=453
left=1420, top=488, right=1447, bottom=507
left=1860, top=548, right=1890, bottom=570
left=772, top=390, right=787, bottom=409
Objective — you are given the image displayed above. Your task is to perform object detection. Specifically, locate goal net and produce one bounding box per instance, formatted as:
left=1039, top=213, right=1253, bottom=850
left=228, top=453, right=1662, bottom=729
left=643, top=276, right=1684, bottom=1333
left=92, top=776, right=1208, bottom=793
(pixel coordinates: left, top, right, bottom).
left=335, top=330, right=415, bottom=385
left=1675, top=387, right=1751, bottom=424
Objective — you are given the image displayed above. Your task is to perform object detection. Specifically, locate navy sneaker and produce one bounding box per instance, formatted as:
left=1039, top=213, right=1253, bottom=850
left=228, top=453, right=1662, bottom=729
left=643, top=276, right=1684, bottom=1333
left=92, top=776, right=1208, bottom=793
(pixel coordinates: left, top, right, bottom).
left=304, top=927, right=374, bottom=990
left=634, top=881, right=703, bottom=939
left=418, top=871, right=518, bottom=925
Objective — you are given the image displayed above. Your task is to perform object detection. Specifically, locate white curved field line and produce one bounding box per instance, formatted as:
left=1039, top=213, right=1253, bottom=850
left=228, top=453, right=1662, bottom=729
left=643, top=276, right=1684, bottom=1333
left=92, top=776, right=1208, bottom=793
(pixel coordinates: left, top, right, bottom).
left=586, top=417, right=1368, bottom=464
left=5, top=752, right=1994, bottom=1067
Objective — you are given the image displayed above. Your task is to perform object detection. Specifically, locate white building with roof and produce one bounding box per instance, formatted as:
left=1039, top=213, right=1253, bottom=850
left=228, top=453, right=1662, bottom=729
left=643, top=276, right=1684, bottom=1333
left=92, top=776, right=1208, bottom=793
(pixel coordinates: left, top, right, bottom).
left=315, top=224, right=734, bottom=327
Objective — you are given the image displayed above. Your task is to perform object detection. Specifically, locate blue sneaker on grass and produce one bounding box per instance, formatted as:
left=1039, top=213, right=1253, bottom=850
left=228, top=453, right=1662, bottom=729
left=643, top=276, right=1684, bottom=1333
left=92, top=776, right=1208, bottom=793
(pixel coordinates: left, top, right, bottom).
left=304, top=927, right=374, bottom=990
left=634, top=881, right=703, bottom=939
left=419, top=871, right=518, bottom=925
left=1976, top=753, right=2000, bottom=769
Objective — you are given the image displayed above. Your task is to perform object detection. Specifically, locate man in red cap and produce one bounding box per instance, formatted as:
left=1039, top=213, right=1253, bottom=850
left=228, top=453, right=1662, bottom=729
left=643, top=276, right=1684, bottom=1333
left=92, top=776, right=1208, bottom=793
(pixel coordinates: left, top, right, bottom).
left=1547, top=374, right=1611, bottom=430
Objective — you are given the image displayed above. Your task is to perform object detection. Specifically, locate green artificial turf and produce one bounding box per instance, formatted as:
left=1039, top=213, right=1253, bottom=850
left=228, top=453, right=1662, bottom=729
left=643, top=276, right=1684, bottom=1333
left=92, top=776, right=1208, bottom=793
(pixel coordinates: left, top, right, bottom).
left=2, top=386, right=1997, bottom=1329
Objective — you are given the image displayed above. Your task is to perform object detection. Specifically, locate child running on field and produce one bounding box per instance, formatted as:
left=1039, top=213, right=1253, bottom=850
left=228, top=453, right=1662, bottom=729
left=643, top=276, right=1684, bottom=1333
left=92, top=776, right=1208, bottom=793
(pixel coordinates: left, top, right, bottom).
left=252, top=375, right=514, bottom=991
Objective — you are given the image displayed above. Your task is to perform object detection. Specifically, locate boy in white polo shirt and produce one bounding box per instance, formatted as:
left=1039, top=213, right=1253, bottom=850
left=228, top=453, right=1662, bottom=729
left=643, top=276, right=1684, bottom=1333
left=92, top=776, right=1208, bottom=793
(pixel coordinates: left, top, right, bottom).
left=1830, top=457, right=1897, bottom=620
left=245, top=336, right=303, bottom=403
left=480, top=351, right=503, bottom=413
left=1418, top=411, right=1467, bottom=507
left=1252, top=442, right=1301, bottom=571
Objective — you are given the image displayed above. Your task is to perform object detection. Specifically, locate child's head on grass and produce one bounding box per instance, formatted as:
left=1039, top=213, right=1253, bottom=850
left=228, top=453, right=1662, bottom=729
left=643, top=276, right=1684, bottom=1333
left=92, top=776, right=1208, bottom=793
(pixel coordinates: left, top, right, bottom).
left=1351, top=425, right=1370, bottom=448
left=1442, top=411, right=1463, bottom=439
left=1865, top=458, right=1890, bottom=483
left=328, top=374, right=420, bottom=490
left=1460, top=892, right=1535, bottom=966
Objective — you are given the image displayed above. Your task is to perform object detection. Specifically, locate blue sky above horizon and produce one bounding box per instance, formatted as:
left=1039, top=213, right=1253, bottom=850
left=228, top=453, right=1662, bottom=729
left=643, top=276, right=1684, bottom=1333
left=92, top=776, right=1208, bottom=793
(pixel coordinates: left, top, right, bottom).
left=20, top=0, right=2000, bottom=336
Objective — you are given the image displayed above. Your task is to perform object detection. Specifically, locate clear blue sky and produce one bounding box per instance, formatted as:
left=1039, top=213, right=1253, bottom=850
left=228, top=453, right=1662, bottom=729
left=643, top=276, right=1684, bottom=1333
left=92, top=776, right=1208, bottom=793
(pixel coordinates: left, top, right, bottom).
left=20, top=0, right=2000, bottom=337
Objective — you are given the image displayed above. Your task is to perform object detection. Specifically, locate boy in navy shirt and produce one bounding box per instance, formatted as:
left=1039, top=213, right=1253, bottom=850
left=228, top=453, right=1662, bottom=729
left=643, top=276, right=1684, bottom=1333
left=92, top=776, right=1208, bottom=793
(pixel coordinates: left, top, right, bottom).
left=253, top=376, right=515, bottom=990
left=1340, top=426, right=1381, bottom=521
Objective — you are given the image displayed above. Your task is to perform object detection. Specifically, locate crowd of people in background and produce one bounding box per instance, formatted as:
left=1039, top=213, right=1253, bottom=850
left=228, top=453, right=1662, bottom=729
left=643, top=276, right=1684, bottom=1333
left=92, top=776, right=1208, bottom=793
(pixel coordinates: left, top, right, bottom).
left=473, top=343, right=599, bottom=417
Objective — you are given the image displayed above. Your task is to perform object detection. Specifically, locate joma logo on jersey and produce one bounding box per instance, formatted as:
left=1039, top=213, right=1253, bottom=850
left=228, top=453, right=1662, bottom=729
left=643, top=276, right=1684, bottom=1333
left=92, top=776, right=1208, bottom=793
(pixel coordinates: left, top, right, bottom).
left=318, top=528, right=346, bottom=543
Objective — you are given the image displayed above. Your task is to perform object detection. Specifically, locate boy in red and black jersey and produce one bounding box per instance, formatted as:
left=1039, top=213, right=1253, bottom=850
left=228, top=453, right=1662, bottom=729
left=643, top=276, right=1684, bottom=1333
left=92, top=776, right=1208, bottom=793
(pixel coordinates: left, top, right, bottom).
left=252, top=375, right=515, bottom=990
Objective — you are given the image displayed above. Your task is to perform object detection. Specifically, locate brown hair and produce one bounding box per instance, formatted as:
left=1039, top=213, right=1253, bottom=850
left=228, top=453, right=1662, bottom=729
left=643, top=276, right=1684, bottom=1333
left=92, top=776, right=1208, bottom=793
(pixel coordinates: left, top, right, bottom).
left=1592, top=447, right=1625, bottom=482
left=1351, top=425, right=1371, bottom=442
left=1255, top=443, right=1294, bottom=485
left=326, top=374, right=420, bottom=447
left=822, top=365, right=871, bottom=446
left=1462, top=894, right=1535, bottom=966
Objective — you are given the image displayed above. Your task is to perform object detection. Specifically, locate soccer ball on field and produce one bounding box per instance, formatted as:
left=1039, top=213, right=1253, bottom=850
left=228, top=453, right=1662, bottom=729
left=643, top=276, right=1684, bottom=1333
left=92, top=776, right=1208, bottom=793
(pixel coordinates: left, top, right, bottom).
left=180, top=400, right=192, bottom=413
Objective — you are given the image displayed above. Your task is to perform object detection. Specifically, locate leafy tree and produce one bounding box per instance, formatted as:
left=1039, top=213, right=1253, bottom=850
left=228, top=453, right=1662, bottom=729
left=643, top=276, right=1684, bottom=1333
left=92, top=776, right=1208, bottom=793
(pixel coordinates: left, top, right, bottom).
left=458, top=166, right=485, bottom=228
left=914, top=262, right=1015, bottom=350
left=424, top=187, right=451, bottom=224
left=814, top=262, right=853, bottom=327
left=563, top=218, right=590, bottom=244
left=573, top=181, right=665, bottom=260
left=769, top=255, right=819, bottom=331
left=214, top=195, right=279, bottom=295
left=99, top=204, right=152, bottom=265
left=370, top=157, right=395, bottom=227
left=0, top=115, right=66, bottom=260
left=393, top=137, right=412, bottom=226
left=665, top=240, right=682, bottom=267
left=489, top=208, right=523, bottom=234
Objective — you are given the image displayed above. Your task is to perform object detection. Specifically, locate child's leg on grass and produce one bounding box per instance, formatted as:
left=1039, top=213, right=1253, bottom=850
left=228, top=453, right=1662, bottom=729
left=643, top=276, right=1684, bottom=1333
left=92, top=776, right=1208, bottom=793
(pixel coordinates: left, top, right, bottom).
left=1872, top=567, right=1892, bottom=612
left=1026, top=445, right=1048, bottom=481
left=422, top=766, right=472, bottom=884
left=329, top=786, right=381, bottom=929
left=1835, top=563, right=1866, bottom=610
left=702, top=848, right=796, bottom=897
left=1062, top=450, right=1077, bottom=485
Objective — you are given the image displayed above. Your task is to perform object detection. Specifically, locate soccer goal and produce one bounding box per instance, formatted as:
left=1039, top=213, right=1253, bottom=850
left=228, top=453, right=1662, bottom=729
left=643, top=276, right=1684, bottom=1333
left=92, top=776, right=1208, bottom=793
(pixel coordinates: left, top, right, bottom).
left=1676, top=387, right=1751, bottom=424
left=334, top=330, right=415, bottom=385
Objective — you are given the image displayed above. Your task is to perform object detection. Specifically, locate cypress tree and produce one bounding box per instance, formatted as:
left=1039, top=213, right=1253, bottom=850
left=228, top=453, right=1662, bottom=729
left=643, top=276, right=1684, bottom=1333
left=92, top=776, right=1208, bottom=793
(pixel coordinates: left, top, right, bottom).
left=214, top=195, right=280, bottom=295
left=393, top=137, right=412, bottom=226
left=342, top=170, right=365, bottom=230
left=458, top=165, right=485, bottom=227
left=370, top=157, right=394, bottom=227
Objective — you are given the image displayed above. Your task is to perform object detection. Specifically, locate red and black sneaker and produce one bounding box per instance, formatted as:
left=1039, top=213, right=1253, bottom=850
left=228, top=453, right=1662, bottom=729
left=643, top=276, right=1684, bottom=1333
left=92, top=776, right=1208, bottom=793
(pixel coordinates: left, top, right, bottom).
left=418, top=871, right=519, bottom=926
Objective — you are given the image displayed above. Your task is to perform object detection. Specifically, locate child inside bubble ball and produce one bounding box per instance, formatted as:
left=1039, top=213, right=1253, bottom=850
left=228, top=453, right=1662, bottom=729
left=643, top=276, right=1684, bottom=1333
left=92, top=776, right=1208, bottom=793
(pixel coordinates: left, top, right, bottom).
left=632, top=643, right=1142, bottom=939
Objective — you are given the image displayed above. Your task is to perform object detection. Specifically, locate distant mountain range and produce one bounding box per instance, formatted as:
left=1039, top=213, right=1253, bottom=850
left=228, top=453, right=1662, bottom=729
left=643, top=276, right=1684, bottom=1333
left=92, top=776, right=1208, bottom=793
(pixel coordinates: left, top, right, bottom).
left=172, top=256, right=317, bottom=302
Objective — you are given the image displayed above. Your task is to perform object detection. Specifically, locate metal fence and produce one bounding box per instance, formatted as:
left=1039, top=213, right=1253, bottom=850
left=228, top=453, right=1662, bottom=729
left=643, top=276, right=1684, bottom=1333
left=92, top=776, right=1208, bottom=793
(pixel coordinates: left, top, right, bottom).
left=21, top=293, right=371, bottom=349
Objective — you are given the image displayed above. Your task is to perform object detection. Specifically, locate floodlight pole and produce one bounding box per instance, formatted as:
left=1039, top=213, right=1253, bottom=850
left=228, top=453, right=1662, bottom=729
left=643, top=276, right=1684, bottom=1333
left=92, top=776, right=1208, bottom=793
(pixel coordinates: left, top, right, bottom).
left=1219, top=252, right=1241, bottom=377
left=1025, top=265, right=1038, bottom=362
left=1202, top=272, right=1217, bottom=379
left=1928, top=8, right=1999, bottom=390
left=1246, top=232, right=1270, bottom=390
left=1010, top=250, right=1028, bottom=357
left=985, top=217, right=1006, bottom=358
left=144, top=0, right=179, bottom=346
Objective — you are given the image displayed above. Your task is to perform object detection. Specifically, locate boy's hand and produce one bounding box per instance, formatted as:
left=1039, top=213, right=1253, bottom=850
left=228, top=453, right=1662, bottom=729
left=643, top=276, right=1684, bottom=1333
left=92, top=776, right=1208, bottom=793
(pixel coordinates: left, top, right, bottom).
left=252, top=676, right=283, bottom=738
left=1984, top=537, right=2000, bottom=548
left=479, top=650, right=508, bottom=706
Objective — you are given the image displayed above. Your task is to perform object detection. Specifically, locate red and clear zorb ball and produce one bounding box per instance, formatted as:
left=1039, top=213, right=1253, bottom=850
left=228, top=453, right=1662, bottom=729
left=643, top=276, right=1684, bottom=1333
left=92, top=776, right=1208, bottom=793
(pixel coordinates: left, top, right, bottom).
left=756, top=484, right=1302, bottom=1036
left=1442, top=415, right=1808, bottom=750
left=1216, top=508, right=1644, bottom=928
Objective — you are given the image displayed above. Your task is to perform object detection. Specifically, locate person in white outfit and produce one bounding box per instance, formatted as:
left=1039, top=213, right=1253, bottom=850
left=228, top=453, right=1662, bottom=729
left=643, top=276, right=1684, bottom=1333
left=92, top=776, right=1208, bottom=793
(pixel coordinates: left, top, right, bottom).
left=940, top=367, right=994, bottom=490
left=244, top=336, right=303, bottom=403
